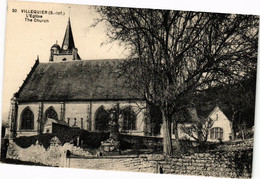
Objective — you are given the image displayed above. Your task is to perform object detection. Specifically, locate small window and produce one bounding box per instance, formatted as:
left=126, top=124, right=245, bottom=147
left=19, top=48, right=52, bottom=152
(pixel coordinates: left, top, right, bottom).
left=210, top=127, right=223, bottom=140
left=62, top=58, right=67, bottom=61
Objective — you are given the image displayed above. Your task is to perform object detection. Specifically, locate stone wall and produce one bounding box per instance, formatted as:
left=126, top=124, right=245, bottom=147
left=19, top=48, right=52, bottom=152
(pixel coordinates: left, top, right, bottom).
left=69, top=156, right=157, bottom=173
left=5, top=139, right=252, bottom=178
left=157, top=152, right=252, bottom=178
left=6, top=140, right=92, bottom=167
left=68, top=151, right=252, bottom=178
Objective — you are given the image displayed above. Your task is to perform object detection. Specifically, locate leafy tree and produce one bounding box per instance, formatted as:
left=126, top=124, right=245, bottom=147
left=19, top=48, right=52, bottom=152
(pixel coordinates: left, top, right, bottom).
left=95, top=7, right=258, bottom=155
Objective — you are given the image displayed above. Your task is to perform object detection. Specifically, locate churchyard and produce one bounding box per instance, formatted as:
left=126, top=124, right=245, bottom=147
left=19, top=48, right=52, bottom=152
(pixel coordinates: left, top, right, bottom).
left=1, top=127, right=254, bottom=178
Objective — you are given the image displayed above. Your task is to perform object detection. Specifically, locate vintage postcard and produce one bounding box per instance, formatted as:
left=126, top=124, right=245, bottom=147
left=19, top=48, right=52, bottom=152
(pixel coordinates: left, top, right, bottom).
left=0, top=0, right=259, bottom=179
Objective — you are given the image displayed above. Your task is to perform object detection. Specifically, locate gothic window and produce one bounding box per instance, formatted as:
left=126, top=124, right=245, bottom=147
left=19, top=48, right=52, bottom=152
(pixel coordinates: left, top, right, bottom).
left=45, top=106, right=58, bottom=120
left=95, top=106, right=109, bottom=132
left=21, top=107, right=34, bottom=130
left=121, top=107, right=136, bottom=131
left=210, top=127, right=223, bottom=140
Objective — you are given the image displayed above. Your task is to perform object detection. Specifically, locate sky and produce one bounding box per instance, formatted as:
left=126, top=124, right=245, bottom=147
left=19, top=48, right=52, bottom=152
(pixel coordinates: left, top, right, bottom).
left=2, top=1, right=129, bottom=123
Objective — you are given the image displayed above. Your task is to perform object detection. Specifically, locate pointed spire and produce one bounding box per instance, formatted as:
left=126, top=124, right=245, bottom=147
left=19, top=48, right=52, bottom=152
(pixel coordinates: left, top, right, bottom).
left=61, top=17, right=75, bottom=51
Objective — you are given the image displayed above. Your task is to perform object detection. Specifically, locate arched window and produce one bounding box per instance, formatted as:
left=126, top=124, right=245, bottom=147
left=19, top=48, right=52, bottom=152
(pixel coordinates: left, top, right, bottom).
left=121, top=107, right=136, bottom=130
left=21, top=107, right=34, bottom=130
left=210, top=127, right=223, bottom=140
left=45, top=106, right=58, bottom=120
left=95, top=106, right=109, bottom=132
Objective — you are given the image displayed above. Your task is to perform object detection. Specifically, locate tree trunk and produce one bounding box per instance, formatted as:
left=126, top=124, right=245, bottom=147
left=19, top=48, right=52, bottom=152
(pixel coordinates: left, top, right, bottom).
left=230, top=105, right=236, bottom=141
left=230, top=120, right=234, bottom=141
left=162, top=111, right=173, bottom=156
left=241, top=130, right=245, bottom=141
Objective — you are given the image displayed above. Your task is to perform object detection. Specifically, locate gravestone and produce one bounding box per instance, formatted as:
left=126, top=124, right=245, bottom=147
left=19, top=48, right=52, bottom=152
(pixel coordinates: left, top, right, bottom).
left=50, top=136, right=62, bottom=147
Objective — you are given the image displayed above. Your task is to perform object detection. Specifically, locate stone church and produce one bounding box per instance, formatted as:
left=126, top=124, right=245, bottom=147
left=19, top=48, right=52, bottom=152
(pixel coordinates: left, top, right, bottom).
left=6, top=18, right=163, bottom=138
left=6, top=18, right=232, bottom=142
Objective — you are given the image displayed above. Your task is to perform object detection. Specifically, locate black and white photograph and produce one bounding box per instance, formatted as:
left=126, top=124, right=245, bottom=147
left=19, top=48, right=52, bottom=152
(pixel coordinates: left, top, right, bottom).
left=0, top=0, right=259, bottom=178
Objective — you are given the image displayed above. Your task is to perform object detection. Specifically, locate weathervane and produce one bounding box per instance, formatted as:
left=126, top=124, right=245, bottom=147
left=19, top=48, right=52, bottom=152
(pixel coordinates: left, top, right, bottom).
left=68, top=6, right=71, bottom=18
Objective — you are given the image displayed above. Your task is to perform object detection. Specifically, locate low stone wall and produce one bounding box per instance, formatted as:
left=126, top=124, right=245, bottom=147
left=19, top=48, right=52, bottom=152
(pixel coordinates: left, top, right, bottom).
left=6, top=140, right=62, bottom=166
left=69, top=156, right=157, bottom=173
left=158, top=151, right=252, bottom=178
left=5, top=139, right=252, bottom=178
left=6, top=140, right=92, bottom=167
left=68, top=151, right=252, bottom=178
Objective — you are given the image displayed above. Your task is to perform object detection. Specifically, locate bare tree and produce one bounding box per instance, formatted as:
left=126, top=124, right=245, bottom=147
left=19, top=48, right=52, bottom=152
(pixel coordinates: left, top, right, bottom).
left=94, top=7, right=259, bottom=155
left=179, top=118, right=214, bottom=143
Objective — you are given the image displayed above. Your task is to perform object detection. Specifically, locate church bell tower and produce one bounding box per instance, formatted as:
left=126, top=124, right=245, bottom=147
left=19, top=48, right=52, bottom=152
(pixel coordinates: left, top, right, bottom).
left=49, top=17, right=81, bottom=62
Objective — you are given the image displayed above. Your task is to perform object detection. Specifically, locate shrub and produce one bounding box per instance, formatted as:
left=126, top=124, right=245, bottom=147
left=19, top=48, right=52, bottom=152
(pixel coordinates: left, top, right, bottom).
left=232, top=149, right=253, bottom=177
left=13, top=128, right=83, bottom=149
left=119, top=134, right=163, bottom=152
left=13, top=135, right=39, bottom=148
left=214, top=149, right=253, bottom=178
left=80, top=131, right=109, bottom=149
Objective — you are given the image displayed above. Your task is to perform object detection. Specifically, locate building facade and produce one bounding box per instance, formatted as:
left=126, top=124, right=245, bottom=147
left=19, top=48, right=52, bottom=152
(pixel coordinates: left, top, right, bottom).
left=6, top=18, right=153, bottom=138
left=6, top=18, right=231, bottom=143
left=177, top=106, right=232, bottom=142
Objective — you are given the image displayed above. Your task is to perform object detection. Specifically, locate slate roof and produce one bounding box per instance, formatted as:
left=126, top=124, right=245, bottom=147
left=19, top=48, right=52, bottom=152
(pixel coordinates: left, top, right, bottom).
left=177, top=105, right=231, bottom=124
left=16, top=59, right=142, bottom=102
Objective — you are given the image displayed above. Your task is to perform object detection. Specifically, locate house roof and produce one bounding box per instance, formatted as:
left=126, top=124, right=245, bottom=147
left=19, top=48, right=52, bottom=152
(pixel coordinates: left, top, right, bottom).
left=16, top=59, right=142, bottom=102
left=175, top=107, right=201, bottom=123
left=46, top=117, right=68, bottom=126
left=196, top=105, right=216, bottom=119
left=176, top=105, right=231, bottom=124
left=196, top=105, right=231, bottom=123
